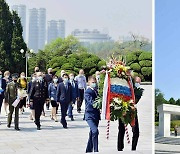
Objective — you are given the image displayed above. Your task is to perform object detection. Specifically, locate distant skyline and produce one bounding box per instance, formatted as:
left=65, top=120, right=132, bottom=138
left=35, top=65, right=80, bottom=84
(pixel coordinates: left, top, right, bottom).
left=156, top=0, right=180, bottom=100
left=6, top=0, right=152, bottom=41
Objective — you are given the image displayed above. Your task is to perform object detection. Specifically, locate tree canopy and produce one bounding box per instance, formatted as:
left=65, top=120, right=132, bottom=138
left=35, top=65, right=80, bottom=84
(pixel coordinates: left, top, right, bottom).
left=0, top=0, right=27, bottom=73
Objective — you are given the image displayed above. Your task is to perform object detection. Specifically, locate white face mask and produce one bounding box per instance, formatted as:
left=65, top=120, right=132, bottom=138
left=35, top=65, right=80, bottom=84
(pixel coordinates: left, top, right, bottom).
left=53, top=78, right=58, bottom=83
left=21, top=75, right=25, bottom=79
left=38, top=76, right=43, bottom=81
left=135, top=83, right=140, bottom=88
left=63, top=78, right=68, bottom=83
left=0, top=75, right=2, bottom=79
left=70, top=76, right=74, bottom=80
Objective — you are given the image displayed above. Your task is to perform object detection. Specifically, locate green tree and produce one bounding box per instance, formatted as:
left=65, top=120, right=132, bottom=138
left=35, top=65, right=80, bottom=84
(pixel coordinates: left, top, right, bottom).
left=127, top=51, right=152, bottom=81
left=0, top=0, right=27, bottom=73
left=11, top=11, right=27, bottom=73
left=169, top=97, right=176, bottom=105
left=155, top=89, right=167, bottom=121
left=0, top=0, right=13, bottom=55
left=176, top=99, right=180, bottom=106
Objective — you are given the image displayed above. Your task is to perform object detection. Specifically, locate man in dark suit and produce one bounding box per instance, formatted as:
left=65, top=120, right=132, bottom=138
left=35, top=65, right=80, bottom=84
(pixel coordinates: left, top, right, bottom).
left=57, top=73, right=72, bottom=129
left=29, top=72, right=49, bottom=130
left=117, top=76, right=141, bottom=151
left=67, top=73, right=79, bottom=121
left=85, top=76, right=100, bottom=153
left=0, top=71, right=6, bottom=116
left=58, top=70, right=66, bottom=83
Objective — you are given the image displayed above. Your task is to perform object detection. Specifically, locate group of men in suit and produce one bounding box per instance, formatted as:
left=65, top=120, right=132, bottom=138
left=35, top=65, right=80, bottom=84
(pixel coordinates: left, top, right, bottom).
left=29, top=68, right=85, bottom=130
left=0, top=68, right=141, bottom=152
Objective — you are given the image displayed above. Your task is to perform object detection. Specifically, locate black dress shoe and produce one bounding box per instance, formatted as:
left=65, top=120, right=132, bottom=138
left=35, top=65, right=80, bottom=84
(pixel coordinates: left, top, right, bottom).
left=7, top=124, right=11, bottom=128
left=37, top=126, right=41, bottom=130
left=71, top=117, right=74, bottom=121
left=15, top=128, right=20, bottom=131
left=63, top=125, right=68, bottom=129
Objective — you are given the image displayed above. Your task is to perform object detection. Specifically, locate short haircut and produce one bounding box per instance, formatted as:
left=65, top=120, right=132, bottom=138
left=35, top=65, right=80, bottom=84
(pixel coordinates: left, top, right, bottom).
left=62, top=73, right=68, bottom=78
left=53, top=75, right=58, bottom=78
left=4, top=71, right=10, bottom=76
left=88, top=76, right=96, bottom=82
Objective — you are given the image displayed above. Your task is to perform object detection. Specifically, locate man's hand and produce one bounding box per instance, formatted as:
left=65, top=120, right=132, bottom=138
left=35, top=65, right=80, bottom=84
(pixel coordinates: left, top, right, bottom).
left=57, top=102, right=60, bottom=105
left=30, top=99, right=33, bottom=106
left=76, top=97, right=79, bottom=102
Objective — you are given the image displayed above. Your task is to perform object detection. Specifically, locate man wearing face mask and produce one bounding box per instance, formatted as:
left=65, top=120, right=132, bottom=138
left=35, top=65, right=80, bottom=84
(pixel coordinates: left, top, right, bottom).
left=5, top=73, right=20, bottom=130
left=67, top=73, right=79, bottom=121
left=84, top=76, right=100, bottom=153
left=75, top=69, right=87, bottom=113
left=57, top=73, right=72, bottom=128
left=29, top=72, right=49, bottom=130
left=45, top=68, right=54, bottom=110
left=27, top=73, right=36, bottom=120
left=117, top=76, right=141, bottom=151
left=0, top=71, right=6, bottom=123
left=58, top=70, right=66, bottom=83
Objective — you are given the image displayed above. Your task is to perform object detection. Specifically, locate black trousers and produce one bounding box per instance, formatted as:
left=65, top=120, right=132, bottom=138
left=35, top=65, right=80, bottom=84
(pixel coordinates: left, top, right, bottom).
left=77, top=89, right=84, bottom=112
left=60, top=102, right=69, bottom=127
left=0, top=95, right=3, bottom=113
left=117, top=115, right=139, bottom=151
left=33, top=98, right=45, bottom=127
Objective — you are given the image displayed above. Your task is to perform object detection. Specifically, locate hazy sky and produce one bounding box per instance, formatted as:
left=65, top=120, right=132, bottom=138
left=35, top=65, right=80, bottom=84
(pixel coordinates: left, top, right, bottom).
left=6, top=0, right=152, bottom=40
left=156, top=0, right=180, bottom=100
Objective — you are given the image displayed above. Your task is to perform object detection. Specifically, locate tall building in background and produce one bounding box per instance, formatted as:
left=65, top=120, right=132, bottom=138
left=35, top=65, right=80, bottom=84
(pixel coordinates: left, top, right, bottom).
left=28, top=8, right=38, bottom=52
left=47, top=19, right=65, bottom=43
left=28, top=8, right=46, bottom=52
left=38, top=8, right=46, bottom=50
left=11, top=5, right=26, bottom=41
left=47, top=20, right=58, bottom=43
left=57, top=20, right=65, bottom=39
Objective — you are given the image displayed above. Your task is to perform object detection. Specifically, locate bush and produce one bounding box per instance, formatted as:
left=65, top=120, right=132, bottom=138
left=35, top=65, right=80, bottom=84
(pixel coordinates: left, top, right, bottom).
left=61, top=63, right=74, bottom=70
left=89, top=68, right=97, bottom=75
left=139, top=60, right=152, bottom=67
left=141, top=67, right=152, bottom=76
left=138, top=52, right=152, bottom=61
left=82, top=58, right=97, bottom=69
left=98, top=60, right=106, bottom=70
left=126, top=53, right=138, bottom=65
left=171, top=120, right=180, bottom=128
left=130, top=63, right=141, bottom=72
left=155, top=120, right=180, bottom=129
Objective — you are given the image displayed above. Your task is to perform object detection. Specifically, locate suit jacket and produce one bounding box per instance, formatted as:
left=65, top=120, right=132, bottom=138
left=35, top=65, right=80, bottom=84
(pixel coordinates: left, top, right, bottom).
left=84, top=87, right=100, bottom=121
left=45, top=74, right=53, bottom=84
left=69, top=80, right=79, bottom=102
left=29, top=80, right=48, bottom=100
left=0, top=78, right=6, bottom=99
left=5, top=81, right=18, bottom=103
left=58, top=77, right=63, bottom=83
left=56, top=82, right=72, bottom=104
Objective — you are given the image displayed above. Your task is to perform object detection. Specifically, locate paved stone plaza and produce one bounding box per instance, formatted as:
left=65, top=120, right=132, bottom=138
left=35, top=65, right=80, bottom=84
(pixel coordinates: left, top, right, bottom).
left=0, top=85, right=152, bottom=154
left=155, top=127, right=180, bottom=153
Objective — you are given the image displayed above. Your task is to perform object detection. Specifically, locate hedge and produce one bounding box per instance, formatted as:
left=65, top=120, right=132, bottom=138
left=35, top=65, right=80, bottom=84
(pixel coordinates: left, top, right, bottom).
left=139, top=60, right=152, bottom=67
